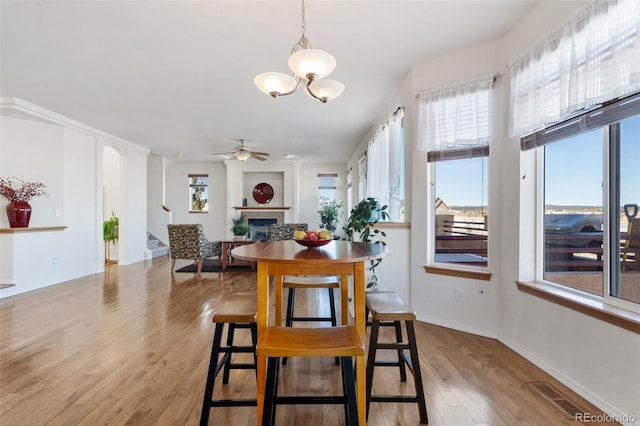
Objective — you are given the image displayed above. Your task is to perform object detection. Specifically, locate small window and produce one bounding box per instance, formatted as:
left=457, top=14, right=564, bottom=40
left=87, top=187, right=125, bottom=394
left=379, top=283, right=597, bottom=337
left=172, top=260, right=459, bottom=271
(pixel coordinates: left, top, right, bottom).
left=189, top=174, right=208, bottom=213
left=318, top=173, right=338, bottom=206
left=358, top=153, right=367, bottom=203
left=433, top=152, right=488, bottom=268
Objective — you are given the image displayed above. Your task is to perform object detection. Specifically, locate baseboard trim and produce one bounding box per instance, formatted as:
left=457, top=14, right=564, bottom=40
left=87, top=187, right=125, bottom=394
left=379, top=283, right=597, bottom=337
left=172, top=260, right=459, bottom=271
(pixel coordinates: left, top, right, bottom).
left=414, top=313, right=497, bottom=339
left=498, top=334, right=639, bottom=426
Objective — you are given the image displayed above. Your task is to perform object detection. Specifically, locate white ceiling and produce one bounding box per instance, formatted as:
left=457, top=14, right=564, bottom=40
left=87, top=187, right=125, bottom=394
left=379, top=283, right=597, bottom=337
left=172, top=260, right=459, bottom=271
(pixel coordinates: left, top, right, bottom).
left=1, top=1, right=536, bottom=163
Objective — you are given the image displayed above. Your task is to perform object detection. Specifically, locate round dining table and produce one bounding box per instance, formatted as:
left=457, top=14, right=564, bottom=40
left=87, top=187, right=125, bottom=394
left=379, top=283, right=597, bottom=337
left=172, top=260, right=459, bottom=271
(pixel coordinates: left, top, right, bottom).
left=232, top=239, right=390, bottom=425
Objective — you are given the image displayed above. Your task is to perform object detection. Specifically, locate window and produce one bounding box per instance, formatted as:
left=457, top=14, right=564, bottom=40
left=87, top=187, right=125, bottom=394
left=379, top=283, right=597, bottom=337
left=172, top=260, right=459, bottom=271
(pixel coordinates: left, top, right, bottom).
left=526, top=92, right=640, bottom=307
left=318, top=173, right=337, bottom=206
left=357, top=153, right=367, bottom=203
left=189, top=174, right=208, bottom=213
left=347, top=168, right=353, bottom=214
left=418, top=74, right=494, bottom=270
left=364, top=108, right=405, bottom=221
left=432, top=151, right=488, bottom=268
left=511, top=0, right=640, bottom=309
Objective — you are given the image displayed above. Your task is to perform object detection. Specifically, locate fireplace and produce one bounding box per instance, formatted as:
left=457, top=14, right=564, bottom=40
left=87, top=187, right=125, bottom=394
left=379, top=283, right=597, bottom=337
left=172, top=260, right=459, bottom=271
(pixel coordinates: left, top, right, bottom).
left=248, top=218, right=277, bottom=242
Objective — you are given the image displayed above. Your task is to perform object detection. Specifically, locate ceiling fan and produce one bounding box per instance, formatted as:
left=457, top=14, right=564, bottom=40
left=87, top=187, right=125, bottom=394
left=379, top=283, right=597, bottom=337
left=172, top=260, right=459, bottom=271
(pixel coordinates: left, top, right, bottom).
left=211, top=139, right=270, bottom=162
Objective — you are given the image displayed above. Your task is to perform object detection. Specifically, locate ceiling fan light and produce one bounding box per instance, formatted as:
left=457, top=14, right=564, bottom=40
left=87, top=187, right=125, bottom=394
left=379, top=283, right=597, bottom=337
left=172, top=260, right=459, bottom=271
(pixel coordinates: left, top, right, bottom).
left=307, top=79, right=345, bottom=101
left=254, top=72, right=297, bottom=97
left=235, top=150, right=251, bottom=161
left=288, top=49, right=336, bottom=80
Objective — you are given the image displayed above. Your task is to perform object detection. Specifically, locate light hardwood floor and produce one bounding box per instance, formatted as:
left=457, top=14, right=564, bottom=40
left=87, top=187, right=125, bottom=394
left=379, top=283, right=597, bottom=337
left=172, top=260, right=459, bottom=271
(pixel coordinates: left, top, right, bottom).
left=0, top=255, right=616, bottom=425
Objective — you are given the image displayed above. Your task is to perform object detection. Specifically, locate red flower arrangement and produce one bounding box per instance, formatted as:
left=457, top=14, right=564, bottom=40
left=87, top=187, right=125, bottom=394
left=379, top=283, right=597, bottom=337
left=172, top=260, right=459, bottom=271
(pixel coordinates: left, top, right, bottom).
left=0, top=177, right=49, bottom=202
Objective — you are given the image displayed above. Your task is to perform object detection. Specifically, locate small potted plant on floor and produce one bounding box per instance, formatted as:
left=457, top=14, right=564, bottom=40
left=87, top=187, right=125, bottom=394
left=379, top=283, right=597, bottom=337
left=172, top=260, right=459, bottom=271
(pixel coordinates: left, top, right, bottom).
left=231, top=213, right=249, bottom=241
left=103, top=211, right=119, bottom=264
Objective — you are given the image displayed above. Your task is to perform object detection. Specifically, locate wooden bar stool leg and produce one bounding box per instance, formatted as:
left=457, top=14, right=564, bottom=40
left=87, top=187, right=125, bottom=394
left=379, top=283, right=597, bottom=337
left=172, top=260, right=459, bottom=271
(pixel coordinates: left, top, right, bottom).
left=285, top=288, right=295, bottom=327
left=250, top=323, right=258, bottom=378
left=365, top=319, right=380, bottom=420
left=262, top=357, right=279, bottom=426
left=330, top=286, right=340, bottom=366
left=200, top=323, right=225, bottom=426
left=328, top=288, right=337, bottom=327
left=282, top=288, right=295, bottom=365
left=406, top=320, right=428, bottom=424
left=222, top=323, right=236, bottom=384
left=394, top=320, right=408, bottom=381
left=341, top=356, right=359, bottom=426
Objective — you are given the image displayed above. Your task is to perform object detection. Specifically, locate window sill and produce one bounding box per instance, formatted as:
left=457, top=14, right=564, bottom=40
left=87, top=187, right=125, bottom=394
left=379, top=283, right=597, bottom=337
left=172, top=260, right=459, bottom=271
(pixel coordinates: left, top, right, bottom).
left=423, top=265, right=492, bottom=281
left=516, top=281, right=640, bottom=334
left=372, top=222, right=410, bottom=229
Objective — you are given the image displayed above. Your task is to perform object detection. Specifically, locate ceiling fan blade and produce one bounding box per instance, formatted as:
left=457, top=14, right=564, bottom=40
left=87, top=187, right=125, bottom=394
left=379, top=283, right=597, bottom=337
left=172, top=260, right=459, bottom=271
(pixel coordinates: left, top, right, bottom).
left=250, top=151, right=270, bottom=156
left=249, top=152, right=268, bottom=161
left=210, top=151, right=235, bottom=156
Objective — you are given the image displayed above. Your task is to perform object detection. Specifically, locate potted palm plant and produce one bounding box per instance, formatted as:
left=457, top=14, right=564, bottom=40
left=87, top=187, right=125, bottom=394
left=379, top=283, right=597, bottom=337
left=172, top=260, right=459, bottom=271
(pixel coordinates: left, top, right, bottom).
left=231, top=213, right=249, bottom=241
left=103, top=212, right=119, bottom=264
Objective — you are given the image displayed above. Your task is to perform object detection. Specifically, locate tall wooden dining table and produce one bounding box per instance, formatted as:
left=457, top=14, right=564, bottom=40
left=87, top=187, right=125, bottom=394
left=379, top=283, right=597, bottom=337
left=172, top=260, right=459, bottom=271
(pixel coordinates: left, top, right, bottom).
left=232, top=239, right=390, bottom=425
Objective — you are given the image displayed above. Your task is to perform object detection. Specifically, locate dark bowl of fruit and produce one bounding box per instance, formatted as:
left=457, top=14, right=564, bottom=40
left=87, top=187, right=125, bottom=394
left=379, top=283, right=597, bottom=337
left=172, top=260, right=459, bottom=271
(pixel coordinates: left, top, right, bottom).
left=294, top=238, right=332, bottom=248
left=293, top=230, right=333, bottom=249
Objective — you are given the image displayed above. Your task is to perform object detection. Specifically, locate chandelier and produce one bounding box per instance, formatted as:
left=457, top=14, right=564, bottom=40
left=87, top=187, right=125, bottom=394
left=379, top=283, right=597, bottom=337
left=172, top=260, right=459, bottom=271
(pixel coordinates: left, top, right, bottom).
left=253, top=0, right=344, bottom=103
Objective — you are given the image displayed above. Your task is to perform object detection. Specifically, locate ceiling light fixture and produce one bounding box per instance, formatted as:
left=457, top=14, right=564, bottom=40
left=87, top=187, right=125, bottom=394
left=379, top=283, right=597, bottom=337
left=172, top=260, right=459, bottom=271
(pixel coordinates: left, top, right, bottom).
left=234, top=150, right=251, bottom=162
left=254, top=0, right=344, bottom=103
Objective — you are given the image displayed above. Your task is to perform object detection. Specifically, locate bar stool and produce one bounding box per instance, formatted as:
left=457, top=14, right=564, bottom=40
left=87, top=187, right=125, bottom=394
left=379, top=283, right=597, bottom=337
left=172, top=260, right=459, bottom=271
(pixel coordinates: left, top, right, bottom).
left=282, top=275, right=341, bottom=365
left=200, top=292, right=258, bottom=426
left=365, top=291, right=428, bottom=424
left=258, top=326, right=364, bottom=426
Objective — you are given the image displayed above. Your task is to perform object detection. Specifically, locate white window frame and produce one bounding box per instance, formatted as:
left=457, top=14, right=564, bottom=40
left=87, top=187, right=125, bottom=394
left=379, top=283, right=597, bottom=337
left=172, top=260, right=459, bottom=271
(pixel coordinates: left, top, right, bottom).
left=528, top=94, right=640, bottom=313
left=188, top=174, right=208, bottom=213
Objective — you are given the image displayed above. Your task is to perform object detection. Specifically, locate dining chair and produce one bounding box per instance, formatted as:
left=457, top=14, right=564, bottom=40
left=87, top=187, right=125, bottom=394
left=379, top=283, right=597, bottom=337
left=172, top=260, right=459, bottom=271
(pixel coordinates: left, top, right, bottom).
left=167, top=224, right=222, bottom=274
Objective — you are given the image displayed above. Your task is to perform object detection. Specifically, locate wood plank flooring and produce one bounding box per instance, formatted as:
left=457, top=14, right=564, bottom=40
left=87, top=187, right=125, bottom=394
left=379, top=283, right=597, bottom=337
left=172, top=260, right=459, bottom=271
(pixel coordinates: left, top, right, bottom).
left=0, top=255, right=616, bottom=425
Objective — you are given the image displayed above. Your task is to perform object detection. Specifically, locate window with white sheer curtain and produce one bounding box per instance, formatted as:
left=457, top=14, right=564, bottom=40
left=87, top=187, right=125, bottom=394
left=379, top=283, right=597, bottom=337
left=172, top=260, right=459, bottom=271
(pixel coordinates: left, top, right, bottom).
left=508, top=0, right=640, bottom=138
left=364, top=109, right=405, bottom=221
left=366, top=125, right=389, bottom=208
left=511, top=0, right=640, bottom=311
left=417, top=74, right=494, bottom=270
left=417, top=75, right=493, bottom=153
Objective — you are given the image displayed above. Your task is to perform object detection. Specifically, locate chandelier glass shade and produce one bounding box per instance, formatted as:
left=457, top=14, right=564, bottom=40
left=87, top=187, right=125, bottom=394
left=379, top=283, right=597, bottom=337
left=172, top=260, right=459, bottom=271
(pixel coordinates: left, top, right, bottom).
left=287, top=48, right=336, bottom=80
left=253, top=0, right=343, bottom=103
left=253, top=72, right=297, bottom=97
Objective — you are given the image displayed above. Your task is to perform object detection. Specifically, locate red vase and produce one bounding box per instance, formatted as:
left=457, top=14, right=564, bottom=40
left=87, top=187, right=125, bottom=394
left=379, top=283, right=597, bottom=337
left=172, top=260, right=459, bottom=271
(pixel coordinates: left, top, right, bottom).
left=6, top=201, right=32, bottom=228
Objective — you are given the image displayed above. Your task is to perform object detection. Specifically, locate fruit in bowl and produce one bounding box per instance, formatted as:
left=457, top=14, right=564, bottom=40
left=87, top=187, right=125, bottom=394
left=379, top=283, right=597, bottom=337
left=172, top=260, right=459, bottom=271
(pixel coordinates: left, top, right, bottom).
left=293, top=230, right=333, bottom=248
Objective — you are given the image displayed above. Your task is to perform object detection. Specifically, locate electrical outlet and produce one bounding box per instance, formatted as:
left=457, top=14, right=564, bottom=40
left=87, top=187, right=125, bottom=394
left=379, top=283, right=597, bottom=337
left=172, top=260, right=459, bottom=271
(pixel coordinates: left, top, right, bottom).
left=455, top=288, right=464, bottom=302
left=51, top=256, right=59, bottom=264
left=55, top=209, right=62, bottom=217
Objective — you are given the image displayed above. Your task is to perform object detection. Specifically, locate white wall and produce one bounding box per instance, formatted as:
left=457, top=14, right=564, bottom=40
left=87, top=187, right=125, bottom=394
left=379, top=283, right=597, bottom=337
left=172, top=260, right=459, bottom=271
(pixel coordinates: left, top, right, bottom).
left=146, top=153, right=169, bottom=244
left=165, top=160, right=227, bottom=240
left=498, top=2, right=639, bottom=423
left=121, top=147, right=148, bottom=265
left=409, top=40, right=502, bottom=338
left=0, top=98, right=149, bottom=298
left=390, top=1, right=639, bottom=423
